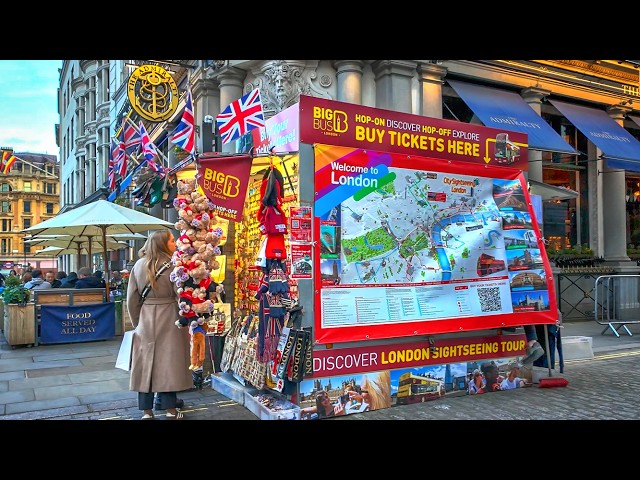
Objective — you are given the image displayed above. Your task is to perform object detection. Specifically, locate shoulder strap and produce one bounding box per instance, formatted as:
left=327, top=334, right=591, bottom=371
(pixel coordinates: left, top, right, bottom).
left=157, top=261, right=172, bottom=277
left=141, top=261, right=173, bottom=299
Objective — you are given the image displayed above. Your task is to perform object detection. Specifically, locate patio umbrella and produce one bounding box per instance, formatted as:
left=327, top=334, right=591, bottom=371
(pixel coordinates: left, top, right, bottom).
left=25, top=236, right=128, bottom=253
left=34, top=244, right=124, bottom=257
left=25, top=235, right=131, bottom=269
left=24, top=232, right=146, bottom=263
left=22, top=200, right=175, bottom=299
left=25, top=232, right=147, bottom=245
left=30, top=239, right=129, bottom=266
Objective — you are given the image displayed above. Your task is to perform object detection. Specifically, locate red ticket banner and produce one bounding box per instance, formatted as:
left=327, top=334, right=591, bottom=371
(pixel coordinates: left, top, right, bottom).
left=311, top=333, right=527, bottom=378
left=299, top=95, right=529, bottom=170
left=197, top=153, right=253, bottom=222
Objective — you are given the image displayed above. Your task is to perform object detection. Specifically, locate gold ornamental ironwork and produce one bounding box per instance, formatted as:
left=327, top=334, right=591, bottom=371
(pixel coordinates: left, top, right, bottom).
left=127, top=64, right=179, bottom=122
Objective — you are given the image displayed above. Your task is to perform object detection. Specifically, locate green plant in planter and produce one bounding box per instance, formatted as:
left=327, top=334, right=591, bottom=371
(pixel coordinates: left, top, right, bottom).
left=1, top=275, right=31, bottom=305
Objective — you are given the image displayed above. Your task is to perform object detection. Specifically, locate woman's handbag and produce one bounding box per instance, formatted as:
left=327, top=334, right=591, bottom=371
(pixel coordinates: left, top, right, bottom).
left=115, top=330, right=134, bottom=371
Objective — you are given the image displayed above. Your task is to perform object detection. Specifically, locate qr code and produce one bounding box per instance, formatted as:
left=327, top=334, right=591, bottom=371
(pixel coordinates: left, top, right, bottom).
left=478, top=287, right=502, bottom=312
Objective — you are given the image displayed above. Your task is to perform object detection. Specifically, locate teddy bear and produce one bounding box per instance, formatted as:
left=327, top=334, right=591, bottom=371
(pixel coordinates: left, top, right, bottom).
left=170, top=265, right=190, bottom=287
left=176, top=301, right=197, bottom=328
left=191, top=239, right=205, bottom=252
left=209, top=259, right=221, bottom=271
left=205, top=230, right=222, bottom=246
left=173, top=196, right=189, bottom=212
left=191, top=299, right=215, bottom=315
left=197, top=243, right=216, bottom=262
left=189, top=320, right=207, bottom=371
left=177, top=177, right=197, bottom=195
left=184, top=228, right=198, bottom=243
left=194, top=228, right=209, bottom=242
left=191, top=286, right=208, bottom=302
left=176, top=233, right=192, bottom=252
left=187, top=259, right=209, bottom=283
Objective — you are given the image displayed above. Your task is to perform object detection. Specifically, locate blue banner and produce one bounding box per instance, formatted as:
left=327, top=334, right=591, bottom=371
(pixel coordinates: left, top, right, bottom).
left=40, top=303, right=115, bottom=344
left=448, top=80, right=577, bottom=155
left=549, top=98, right=640, bottom=171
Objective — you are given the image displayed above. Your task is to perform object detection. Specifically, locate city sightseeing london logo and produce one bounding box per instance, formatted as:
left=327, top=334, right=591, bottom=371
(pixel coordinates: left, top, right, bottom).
left=127, top=64, right=179, bottom=122
left=313, top=106, right=348, bottom=136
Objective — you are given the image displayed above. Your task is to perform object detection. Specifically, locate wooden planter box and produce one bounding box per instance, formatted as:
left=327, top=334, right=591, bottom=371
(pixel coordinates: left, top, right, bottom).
left=114, top=300, right=133, bottom=335
left=3, top=303, right=36, bottom=348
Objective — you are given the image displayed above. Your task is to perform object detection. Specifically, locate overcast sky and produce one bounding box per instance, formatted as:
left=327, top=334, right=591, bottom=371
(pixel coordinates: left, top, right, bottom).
left=0, top=60, right=61, bottom=156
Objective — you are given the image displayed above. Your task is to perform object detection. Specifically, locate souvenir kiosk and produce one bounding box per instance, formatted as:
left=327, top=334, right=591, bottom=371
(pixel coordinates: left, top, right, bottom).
left=207, top=95, right=557, bottom=420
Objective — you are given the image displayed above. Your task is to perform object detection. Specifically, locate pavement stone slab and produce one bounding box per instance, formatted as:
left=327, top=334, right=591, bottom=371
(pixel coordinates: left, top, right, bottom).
left=34, top=379, right=128, bottom=401
left=6, top=395, right=81, bottom=415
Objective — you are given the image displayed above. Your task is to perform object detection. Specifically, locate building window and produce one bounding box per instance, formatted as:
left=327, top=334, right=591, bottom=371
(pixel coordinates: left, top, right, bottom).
left=1, top=238, right=8, bottom=254
left=1, top=219, right=11, bottom=232
left=23, top=201, right=31, bottom=214
left=44, top=183, right=57, bottom=195
left=23, top=181, right=32, bottom=192
left=1, top=201, right=10, bottom=213
left=0, top=183, right=10, bottom=192
left=46, top=202, right=54, bottom=214
left=23, top=218, right=31, bottom=229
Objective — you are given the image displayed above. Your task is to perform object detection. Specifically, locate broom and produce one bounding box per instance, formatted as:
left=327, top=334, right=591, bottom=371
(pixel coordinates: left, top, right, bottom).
left=538, top=324, right=569, bottom=388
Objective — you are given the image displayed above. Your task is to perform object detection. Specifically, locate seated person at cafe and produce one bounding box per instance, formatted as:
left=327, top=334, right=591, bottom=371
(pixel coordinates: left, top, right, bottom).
left=24, top=269, right=52, bottom=290
left=60, top=272, right=78, bottom=288
left=75, top=267, right=105, bottom=289
left=45, top=271, right=64, bottom=288
left=93, top=270, right=107, bottom=288
left=52, top=271, right=67, bottom=288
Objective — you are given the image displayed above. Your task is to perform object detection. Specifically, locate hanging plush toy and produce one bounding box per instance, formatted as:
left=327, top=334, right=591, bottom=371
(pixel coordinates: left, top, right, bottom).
left=189, top=320, right=207, bottom=372
left=169, top=175, right=224, bottom=387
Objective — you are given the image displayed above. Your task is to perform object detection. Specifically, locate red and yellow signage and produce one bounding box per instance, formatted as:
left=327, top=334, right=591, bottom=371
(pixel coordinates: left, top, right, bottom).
left=299, top=97, right=555, bottom=345
left=197, top=154, right=253, bottom=222
left=299, top=95, right=529, bottom=170
left=311, top=333, right=526, bottom=378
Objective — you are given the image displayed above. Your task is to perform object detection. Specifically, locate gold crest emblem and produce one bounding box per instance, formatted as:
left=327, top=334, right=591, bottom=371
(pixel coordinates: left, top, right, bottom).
left=127, top=65, right=179, bottom=122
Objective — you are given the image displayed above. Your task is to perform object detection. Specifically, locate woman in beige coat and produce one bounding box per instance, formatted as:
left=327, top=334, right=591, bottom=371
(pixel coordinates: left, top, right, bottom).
left=127, top=230, right=193, bottom=419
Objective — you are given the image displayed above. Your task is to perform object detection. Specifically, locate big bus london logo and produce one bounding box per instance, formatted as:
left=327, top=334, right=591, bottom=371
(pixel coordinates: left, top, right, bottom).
left=127, top=64, right=179, bottom=122
left=312, top=106, right=348, bottom=137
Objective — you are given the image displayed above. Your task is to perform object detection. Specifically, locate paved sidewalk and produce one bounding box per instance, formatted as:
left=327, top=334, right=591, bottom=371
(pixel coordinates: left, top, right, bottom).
left=0, top=334, right=256, bottom=420
left=2, top=319, right=640, bottom=421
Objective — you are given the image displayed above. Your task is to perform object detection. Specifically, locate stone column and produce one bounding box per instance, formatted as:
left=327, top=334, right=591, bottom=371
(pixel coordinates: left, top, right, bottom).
left=417, top=63, right=447, bottom=119
left=334, top=60, right=365, bottom=104
left=371, top=60, right=417, bottom=113
left=521, top=86, right=551, bottom=183
left=217, top=67, right=245, bottom=154
left=603, top=105, right=631, bottom=263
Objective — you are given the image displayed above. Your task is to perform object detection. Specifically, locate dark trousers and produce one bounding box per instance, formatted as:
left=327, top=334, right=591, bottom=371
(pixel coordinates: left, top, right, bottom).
left=138, top=391, right=177, bottom=410
left=533, top=324, right=564, bottom=373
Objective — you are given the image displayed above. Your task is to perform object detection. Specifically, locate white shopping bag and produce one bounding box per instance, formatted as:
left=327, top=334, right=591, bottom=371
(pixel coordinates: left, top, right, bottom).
left=115, top=330, right=134, bottom=371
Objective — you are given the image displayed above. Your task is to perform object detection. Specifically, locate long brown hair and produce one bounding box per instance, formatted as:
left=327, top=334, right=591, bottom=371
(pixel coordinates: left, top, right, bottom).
left=138, top=230, right=174, bottom=289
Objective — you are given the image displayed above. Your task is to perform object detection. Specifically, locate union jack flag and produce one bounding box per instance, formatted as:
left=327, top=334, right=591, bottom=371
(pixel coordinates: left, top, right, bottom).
left=122, top=118, right=141, bottom=157
left=116, top=128, right=128, bottom=177
left=216, top=88, right=265, bottom=145
left=139, top=121, right=162, bottom=172
left=108, top=138, right=122, bottom=190
left=171, top=90, right=195, bottom=155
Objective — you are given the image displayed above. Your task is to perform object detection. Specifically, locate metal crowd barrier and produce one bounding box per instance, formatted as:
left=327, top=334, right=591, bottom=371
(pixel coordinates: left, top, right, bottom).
left=594, top=275, right=640, bottom=337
